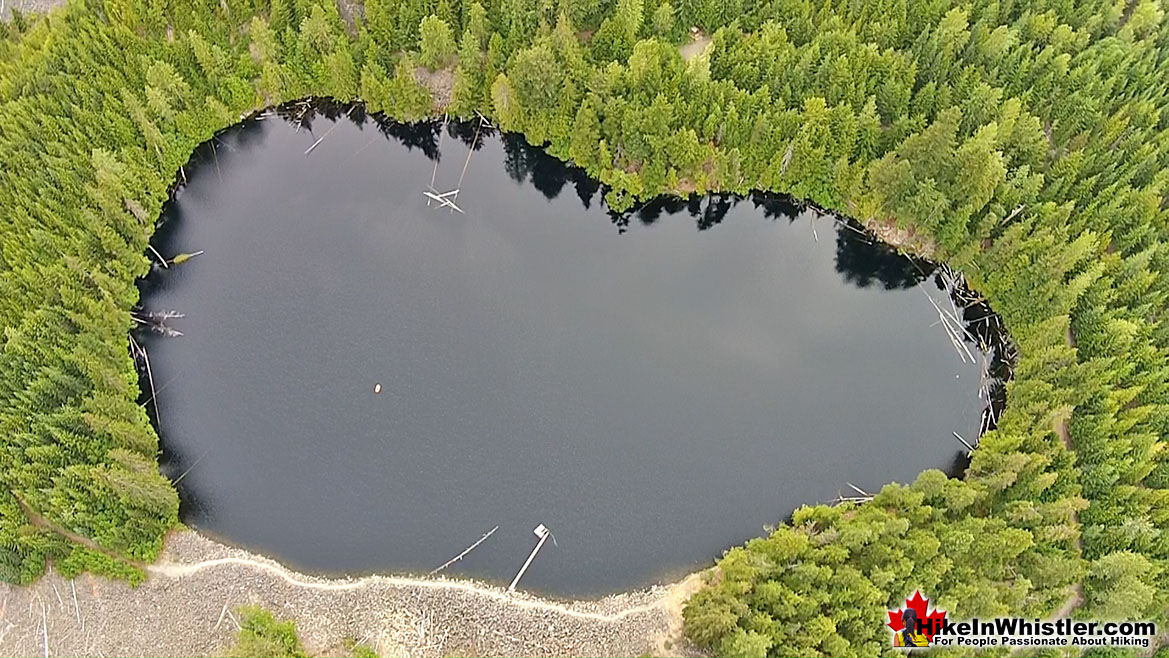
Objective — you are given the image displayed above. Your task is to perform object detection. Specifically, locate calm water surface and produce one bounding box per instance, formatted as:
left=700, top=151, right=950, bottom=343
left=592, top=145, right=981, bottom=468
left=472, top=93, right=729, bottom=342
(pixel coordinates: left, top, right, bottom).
left=140, top=108, right=987, bottom=596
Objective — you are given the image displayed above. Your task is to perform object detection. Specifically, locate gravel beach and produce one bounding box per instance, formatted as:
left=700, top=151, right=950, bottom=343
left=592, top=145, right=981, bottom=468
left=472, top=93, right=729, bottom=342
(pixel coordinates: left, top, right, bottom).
left=2, top=0, right=63, bottom=20
left=0, top=531, right=706, bottom=657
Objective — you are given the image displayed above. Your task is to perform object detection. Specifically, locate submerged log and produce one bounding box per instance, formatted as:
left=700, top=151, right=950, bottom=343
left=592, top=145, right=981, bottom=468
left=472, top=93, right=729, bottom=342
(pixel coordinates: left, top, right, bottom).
left=429, top=525, right=499, bottom=575
left=170, top=250, right=204, bottom=265
left=132, top=309, right=185, bottom=337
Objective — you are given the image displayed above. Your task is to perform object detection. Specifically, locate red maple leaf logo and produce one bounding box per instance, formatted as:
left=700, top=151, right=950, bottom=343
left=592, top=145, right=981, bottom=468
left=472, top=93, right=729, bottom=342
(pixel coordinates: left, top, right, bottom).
left=887, top=591, right=947, bottom=641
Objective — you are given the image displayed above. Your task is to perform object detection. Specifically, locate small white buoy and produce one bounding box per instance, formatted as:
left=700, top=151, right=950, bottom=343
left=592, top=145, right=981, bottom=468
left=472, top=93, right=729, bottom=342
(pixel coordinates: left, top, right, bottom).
left=374, top=383, right=382, bottom=394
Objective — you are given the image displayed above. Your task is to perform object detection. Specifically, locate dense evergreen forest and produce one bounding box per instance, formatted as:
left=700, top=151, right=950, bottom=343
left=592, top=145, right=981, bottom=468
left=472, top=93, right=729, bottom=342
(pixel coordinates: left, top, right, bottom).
left=1, top=0, right=1167, bottom=655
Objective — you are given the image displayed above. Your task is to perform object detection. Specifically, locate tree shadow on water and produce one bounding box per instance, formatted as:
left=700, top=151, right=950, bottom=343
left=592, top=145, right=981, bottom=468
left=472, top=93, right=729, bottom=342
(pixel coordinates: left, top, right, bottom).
left=749, top=193, right=802, bottom=222
left=834, top=227, right=935, bottom=290
left=607, top=193, right=740, bottom=232
left=264, top=103, right=944, bottom=299
left=374, top=119, right=442, bottom=160
left=501, top=133, right=604, bottom=208
left=447, top=120, right=496, bottom=149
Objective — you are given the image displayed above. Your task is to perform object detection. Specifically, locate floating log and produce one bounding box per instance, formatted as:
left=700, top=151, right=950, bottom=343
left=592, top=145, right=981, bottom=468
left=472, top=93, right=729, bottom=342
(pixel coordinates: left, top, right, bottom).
left=132, top=309, right=185, bottom=337
left=147, top=244, right=169, bottom=269
left=846, top=482, right=872, bottom=497
left=130, top=334, right=160, bottom=426
left=422, top=188, right=464, bottom=213
left=170, top=250, right=204, bottom=265
left=456, top=119, right=483, bottom=190
left=508, top=524, right=551, bottom=592
left=172, top=448, right=210, bottom=485
left=429, top=525, right=499, bottom=575
left=953, top=431, right=976, bottom=453
left=428, top=114, right=449, bottom=204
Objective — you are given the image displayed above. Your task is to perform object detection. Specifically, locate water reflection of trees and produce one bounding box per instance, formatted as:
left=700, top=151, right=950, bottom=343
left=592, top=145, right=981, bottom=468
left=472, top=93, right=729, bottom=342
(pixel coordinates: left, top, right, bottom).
left=496, top=127, right=934, bottom=291
left=608, top=194, right=734, bottom=232
left=834, top=229, right=934, bottom=290
left=275, top=100, right=448, bottom=160
left=501, top=134, right=601, bottom=207
left=267, top=108, right=938, bottom=292
left=371, top=117, right=497, bottom=161
left=492, top=126, right=752, bottom=233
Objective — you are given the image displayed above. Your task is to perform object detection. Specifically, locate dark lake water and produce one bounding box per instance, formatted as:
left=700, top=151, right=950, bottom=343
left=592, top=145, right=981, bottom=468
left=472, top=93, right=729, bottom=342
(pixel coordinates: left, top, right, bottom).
left=139, top=107, right=989, bottom=596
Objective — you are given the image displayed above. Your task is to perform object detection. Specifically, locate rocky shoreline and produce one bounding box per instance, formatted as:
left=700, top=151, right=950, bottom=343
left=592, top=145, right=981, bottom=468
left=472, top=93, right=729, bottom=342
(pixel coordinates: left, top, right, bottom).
left=0, top=531, right=706, bottom=657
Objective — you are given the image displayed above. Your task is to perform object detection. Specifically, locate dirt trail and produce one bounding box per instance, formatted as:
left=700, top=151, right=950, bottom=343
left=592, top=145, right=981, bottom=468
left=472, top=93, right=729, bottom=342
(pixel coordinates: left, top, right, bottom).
left=12, top=492, right=146, bottom=570
left=0, top=531, right=705, bottom=657
left=1046, top=324, right=1084, bottom=624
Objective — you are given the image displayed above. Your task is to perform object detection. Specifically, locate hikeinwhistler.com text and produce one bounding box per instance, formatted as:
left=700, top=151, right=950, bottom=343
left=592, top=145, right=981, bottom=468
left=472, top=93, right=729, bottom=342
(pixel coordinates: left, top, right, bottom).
left=921, top=617, right=1156, bottom=648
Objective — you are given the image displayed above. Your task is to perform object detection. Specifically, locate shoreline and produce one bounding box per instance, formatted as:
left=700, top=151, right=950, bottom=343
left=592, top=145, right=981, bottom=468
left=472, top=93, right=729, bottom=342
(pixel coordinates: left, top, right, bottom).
left=182, top=522, right=703, bottom=606
left=0, top=530, right=706, bottom=657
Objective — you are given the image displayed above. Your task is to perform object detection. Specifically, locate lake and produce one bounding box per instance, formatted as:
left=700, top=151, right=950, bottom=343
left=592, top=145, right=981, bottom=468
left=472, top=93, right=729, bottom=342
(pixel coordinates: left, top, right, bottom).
left=139, top=105, right=991, bottom=596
